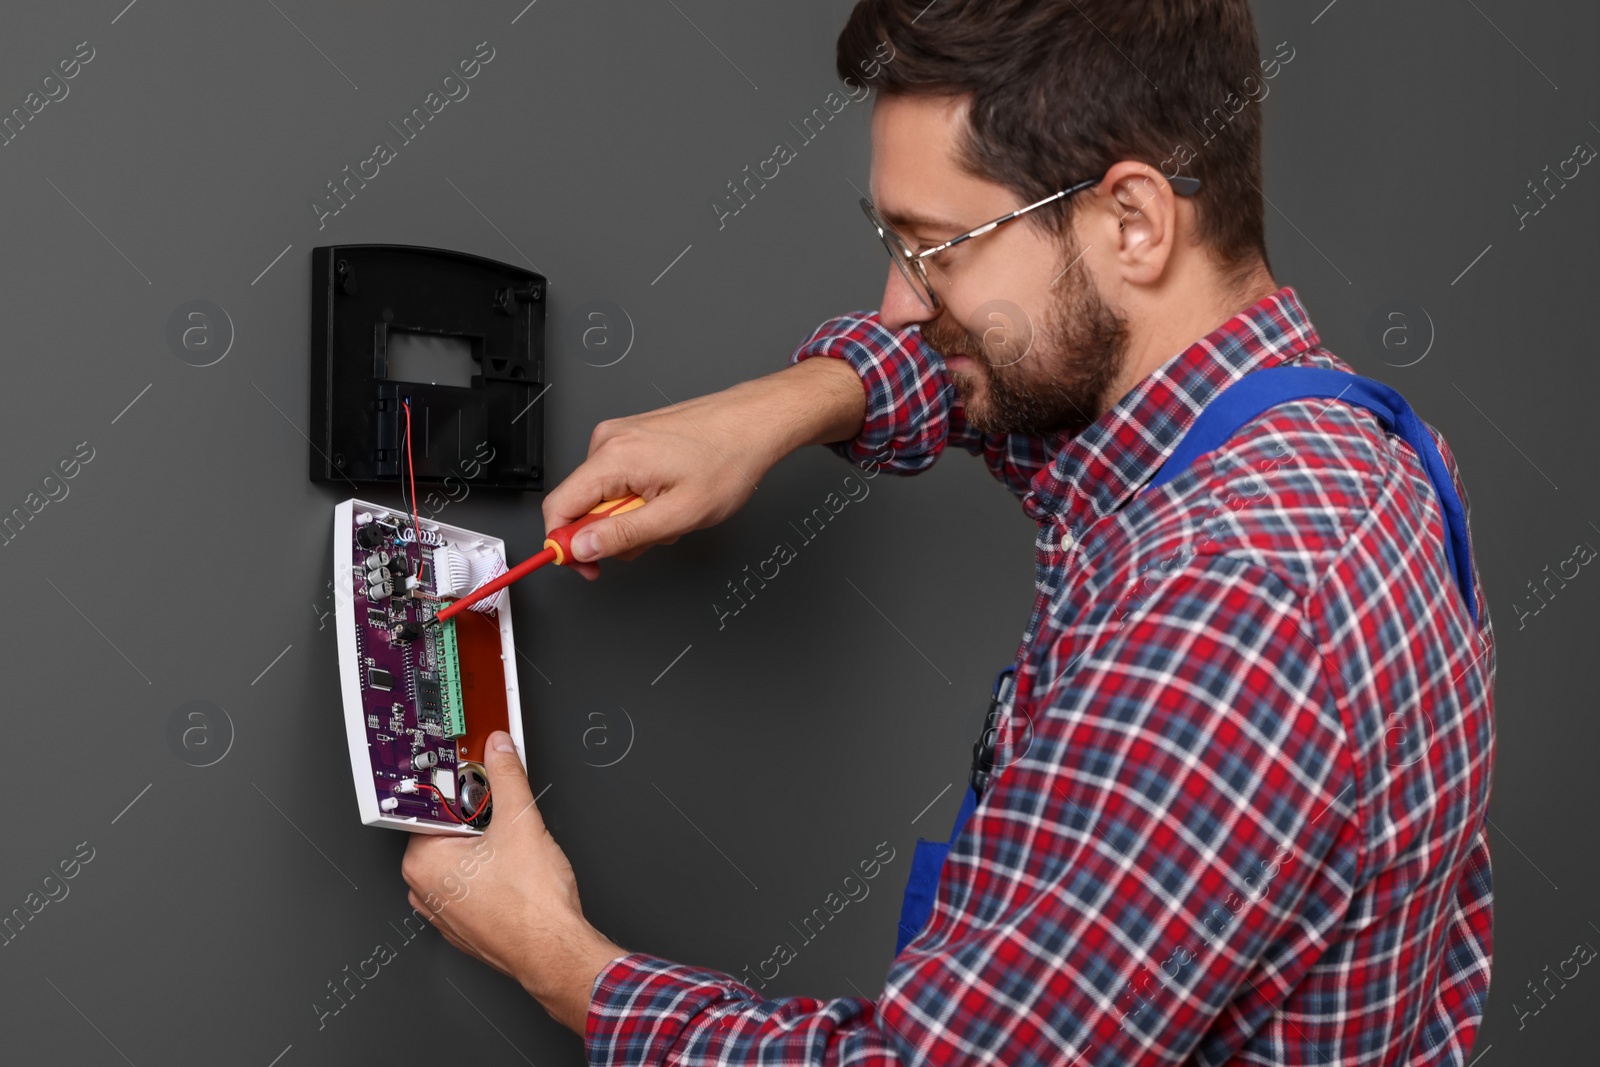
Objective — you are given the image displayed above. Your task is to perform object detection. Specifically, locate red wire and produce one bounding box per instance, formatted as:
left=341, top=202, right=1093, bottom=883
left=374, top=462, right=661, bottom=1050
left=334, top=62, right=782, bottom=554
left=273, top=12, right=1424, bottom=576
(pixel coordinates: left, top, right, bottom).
left=402, top=399, right=423, bottom=551
left=415, top=781, right=491, bottom=825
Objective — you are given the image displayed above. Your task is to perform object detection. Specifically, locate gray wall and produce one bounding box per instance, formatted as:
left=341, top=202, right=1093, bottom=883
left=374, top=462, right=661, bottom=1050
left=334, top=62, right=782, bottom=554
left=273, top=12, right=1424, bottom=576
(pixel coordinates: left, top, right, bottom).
left=0, top=0, right=1591, bottom=1063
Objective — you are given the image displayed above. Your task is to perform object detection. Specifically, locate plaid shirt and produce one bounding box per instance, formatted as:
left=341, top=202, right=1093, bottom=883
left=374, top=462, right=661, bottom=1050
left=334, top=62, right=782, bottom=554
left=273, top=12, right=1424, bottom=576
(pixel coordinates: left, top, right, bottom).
left=586, top=287, right=1496, bottom=1066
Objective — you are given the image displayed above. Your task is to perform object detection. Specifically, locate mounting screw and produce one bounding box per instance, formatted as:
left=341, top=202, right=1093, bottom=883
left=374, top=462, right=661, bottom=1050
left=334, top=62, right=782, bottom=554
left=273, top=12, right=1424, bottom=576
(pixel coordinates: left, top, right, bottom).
left=514, top=283, right=543, bottom=303
left=492, top=287, right=513, bottom=315
left=333, top=453, right=346, bottom=468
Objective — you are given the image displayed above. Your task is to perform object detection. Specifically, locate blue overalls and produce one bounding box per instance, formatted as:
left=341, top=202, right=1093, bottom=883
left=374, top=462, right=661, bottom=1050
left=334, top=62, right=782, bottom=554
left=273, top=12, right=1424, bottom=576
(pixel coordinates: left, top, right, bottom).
left=894, top=367, right=1480, bottom=956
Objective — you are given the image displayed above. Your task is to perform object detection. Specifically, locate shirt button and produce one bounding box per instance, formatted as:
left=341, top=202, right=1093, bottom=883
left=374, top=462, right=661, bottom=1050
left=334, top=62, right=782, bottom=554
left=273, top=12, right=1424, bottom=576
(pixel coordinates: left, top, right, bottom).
left=1060, top=529, right=1076, bottom=552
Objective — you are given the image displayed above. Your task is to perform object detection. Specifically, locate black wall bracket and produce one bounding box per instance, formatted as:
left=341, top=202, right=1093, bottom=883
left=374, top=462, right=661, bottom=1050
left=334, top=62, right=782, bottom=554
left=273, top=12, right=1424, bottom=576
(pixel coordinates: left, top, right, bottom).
left=310, top=244, right=546, bottom=492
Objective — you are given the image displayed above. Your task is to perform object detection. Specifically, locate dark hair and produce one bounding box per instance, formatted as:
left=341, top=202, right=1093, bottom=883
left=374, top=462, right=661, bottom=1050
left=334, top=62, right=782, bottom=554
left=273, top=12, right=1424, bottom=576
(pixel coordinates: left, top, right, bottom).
left=838, top=0, right=1274, bottom=286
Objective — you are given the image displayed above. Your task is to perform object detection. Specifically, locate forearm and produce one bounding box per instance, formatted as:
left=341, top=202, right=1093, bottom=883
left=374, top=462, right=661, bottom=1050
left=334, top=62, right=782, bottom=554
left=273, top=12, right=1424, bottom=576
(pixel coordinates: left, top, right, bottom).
left=721, top=354, right=868, bottom=462
left=542, top=344, right=870, bottom=568
left=519, top=921, right=630, bottom=1035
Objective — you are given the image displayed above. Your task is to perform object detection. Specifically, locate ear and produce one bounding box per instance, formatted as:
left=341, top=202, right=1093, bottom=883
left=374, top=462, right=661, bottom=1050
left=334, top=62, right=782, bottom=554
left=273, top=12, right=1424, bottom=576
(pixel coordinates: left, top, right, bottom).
left=1097, top=161, right=1181, bottom=286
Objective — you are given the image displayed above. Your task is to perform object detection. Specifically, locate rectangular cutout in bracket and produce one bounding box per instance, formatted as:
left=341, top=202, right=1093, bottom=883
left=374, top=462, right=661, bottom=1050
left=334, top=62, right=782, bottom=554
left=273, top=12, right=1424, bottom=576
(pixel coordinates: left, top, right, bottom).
left=385, top=328, right=478, bottom=389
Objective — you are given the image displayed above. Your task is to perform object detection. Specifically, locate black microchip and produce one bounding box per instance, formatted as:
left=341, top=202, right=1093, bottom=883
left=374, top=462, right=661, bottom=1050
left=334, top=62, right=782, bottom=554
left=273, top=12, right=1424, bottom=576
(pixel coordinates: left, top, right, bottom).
left=418, top=678, right=441, bottom=718
left=368, top=667, right=394, bottom=691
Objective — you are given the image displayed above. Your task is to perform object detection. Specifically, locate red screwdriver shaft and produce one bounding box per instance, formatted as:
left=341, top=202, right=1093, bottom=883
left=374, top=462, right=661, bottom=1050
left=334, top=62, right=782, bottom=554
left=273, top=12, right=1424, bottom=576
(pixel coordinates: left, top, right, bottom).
left=432, top=495, right=644, bottom=624
left=434, top=547, right=558, bottom=624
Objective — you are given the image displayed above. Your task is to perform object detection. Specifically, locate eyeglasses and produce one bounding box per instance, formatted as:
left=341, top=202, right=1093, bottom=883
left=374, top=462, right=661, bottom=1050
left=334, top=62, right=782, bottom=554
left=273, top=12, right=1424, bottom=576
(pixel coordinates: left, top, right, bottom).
left=860, top=173, right=1201, bottom=312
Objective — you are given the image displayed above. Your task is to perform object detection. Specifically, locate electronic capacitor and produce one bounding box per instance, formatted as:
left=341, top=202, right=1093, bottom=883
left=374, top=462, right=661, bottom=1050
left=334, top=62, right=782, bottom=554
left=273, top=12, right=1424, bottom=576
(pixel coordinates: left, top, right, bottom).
left=391, top=620, right=425, bottom=642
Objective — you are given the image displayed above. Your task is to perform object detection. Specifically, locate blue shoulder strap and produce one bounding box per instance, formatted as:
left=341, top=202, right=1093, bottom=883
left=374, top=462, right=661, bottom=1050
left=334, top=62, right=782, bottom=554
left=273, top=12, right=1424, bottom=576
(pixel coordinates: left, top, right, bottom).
left=1145, top=366, right=1478, bottom=626
left=894, top=783, right=978, bottom=955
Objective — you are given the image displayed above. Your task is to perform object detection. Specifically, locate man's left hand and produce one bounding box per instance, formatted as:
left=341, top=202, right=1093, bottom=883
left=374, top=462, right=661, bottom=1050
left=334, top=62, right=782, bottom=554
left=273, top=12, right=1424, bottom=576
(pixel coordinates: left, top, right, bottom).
left=401, top=730, right=626, bottom=1033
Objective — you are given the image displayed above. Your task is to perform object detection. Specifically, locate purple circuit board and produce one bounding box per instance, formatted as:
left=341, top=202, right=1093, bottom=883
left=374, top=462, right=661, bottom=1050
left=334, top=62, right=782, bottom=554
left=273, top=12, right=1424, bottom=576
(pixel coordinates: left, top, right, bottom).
left=351, top=522, right=468, bottom=827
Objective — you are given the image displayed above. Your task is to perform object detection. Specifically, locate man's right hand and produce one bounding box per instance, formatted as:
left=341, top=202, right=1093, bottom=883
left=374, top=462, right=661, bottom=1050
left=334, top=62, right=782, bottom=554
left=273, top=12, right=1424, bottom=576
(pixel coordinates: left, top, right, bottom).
left=542, top=356, right=867, bottom=579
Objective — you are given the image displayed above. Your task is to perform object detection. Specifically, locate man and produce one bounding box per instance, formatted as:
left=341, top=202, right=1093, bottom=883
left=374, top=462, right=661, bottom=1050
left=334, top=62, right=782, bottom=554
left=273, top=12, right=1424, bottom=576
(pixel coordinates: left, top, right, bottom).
left=402, top=1, right=1496, bottom=1063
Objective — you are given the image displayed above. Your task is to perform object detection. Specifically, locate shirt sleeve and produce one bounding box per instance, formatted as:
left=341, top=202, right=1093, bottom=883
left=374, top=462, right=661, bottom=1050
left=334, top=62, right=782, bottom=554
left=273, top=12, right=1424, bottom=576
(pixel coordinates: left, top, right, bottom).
left=585, top=553, right=1363, bottom=1066
left=787, top=310, right=1058, bottom=499
left=585, top=953, right=903, bottom=1065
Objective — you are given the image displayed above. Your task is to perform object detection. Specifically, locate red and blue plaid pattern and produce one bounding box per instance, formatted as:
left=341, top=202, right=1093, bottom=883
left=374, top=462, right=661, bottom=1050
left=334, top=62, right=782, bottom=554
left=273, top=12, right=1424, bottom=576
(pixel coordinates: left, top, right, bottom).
left=585, top=288, right=1495, bottom=1066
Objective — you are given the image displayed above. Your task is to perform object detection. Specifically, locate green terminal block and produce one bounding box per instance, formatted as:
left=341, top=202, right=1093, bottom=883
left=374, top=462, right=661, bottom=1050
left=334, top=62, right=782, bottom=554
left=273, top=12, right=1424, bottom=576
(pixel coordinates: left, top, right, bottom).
left=433, top=615, right=466, bottom=738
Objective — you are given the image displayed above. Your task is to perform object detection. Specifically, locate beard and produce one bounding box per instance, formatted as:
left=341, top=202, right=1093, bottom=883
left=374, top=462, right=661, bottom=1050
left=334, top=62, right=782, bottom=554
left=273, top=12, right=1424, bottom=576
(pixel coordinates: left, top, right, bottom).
left=920, top=242, right=1130, bottom=439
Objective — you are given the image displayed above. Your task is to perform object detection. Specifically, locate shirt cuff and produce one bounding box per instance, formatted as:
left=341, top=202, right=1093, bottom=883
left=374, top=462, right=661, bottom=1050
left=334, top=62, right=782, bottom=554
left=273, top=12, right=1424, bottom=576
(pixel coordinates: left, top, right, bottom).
left=585, top=950, right=764, bottom=1067
left=788, top=311, right=951, bottom=473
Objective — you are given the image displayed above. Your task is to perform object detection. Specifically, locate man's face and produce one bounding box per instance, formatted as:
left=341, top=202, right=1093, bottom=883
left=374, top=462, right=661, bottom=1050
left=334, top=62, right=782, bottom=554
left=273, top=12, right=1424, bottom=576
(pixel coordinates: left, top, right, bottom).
left=868, top=94, right=1130, bottom=438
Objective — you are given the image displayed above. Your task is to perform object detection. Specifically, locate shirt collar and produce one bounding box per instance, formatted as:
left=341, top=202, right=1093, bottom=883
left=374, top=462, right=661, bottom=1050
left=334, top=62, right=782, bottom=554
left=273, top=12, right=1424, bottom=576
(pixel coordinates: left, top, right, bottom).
left=1022, top=285, right=1322, bottom=525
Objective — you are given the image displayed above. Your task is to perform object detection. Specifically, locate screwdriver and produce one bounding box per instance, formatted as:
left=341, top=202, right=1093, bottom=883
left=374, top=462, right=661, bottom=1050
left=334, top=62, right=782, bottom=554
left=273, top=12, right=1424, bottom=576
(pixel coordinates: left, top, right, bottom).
left=428, top=494, right=645, bottom=626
